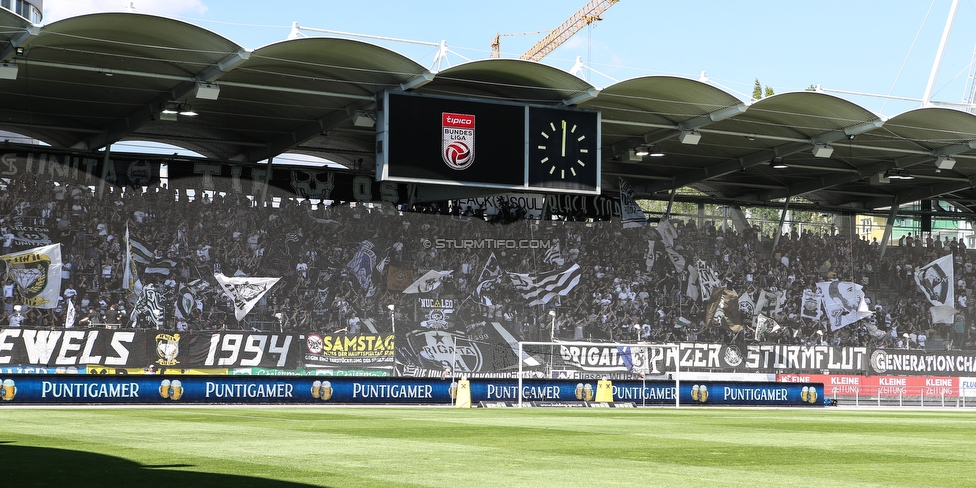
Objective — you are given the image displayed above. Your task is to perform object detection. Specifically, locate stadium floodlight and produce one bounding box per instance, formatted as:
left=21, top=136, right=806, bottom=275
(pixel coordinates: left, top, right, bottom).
left=194, top=82, right=221, bottom=100
left=678, top=129, right=701, bottom=145
left=935, top=156, right=956, bottom=170
left=516, top=341, right=680, bottom=409
left=812, top=143, right=834, bottom=158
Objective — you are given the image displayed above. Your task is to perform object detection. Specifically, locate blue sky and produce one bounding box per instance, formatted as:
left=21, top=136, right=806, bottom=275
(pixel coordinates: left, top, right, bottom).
left=41, top=1, right=976, bottom=116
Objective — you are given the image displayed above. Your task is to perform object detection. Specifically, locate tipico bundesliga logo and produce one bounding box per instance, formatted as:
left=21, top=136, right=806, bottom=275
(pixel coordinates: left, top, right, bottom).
left=442, top=112, right=475, bottom=170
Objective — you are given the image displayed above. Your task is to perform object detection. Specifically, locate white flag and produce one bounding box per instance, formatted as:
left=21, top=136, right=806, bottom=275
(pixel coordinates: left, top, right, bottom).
left=214, top=273, right=281, bottom=321
left=697, top=260, right=722, bottom=299
left=755, top=314, right=782, bottom=341
left=403, top=270, right=453, bottom=294
left=685, top=265, right=700, bottom=301
left=800, top=289, right=823, bottom=321
left=123, top=225, right=143, bottom=302
left=656, top=219, right=678, bottom=248
left=666, top=247, right=686, bottom=272
left=64, top=299, right=76, bottom=328
left=1, top=243, right=62, bottom=309
left=645, top=240, right=656, bottom=271
left=619, top=178, right=647, bottom=228
left=915, top=254, right=954, bottom=308
left=818, top=281, right=872, bottom=331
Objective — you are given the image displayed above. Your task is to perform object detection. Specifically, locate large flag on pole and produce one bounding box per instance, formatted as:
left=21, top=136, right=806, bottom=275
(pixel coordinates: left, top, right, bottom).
left=0, top=243, right=62, bottom=309
left=543, top=240, right=564, bottom=266
left=346, top=240, right=379, bottom=296
left=128, top=237, right=176, bottom=275
left=697, top=260, right=722, bottom=299
left=619, top=177, right=647, bottom=228
left=817, top=281, right=872, bottom=331
left=64, top=299, right=76, bottom=328
left=214, top=273, right=281, bottom=321
left=685, top=264, right=700, bottom=301
left=665, top=247, right=686, bottom=272
left=656, top=219, right=678, bottom=248
left=123, top=225, right=142, bottom=303
left=800, top=289, right=823, bottom=321
left=704, top=287, right=743, bottom=332
left=755, top=314, right=782, bottom=341
left=402, top=270, right=453, bottom=294
left=644, top=240, right=656, bottom=271
left=507, top=263, right=582, bottom=306
left=386, top=264, right=413, bottom=292
left=915, top=254, right=954, bottom=308
left=478, top=252, right=501, bottom=282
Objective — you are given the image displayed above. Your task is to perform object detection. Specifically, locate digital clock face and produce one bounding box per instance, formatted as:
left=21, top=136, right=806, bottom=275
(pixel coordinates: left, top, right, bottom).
left=528, top=107, right=600, bottom=192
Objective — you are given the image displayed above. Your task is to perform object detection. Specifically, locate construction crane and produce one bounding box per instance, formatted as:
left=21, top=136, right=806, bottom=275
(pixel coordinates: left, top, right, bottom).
left=490, top=31, right=548, bottom=59
left=491, top=0, right=619, bottom=61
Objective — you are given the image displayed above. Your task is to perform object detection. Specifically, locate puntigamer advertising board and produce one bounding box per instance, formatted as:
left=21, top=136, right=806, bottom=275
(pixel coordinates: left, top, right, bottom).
left=0, top=375, right=825, bottom=407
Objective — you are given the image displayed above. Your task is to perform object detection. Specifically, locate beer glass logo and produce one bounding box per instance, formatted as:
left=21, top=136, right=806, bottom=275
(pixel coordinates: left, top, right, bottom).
left=583, top=383, right=594, bottom=401
left=159, top=379, right=183, bottom=401
left=691, top=384, right=709, bottom=403
left=312, top=381, right=333, bottom=401
left=801, top=386, right=818, bottom=404
left=449, top=380, right=458, bottom=400
left=575, top=383, right=584, bottom=400
left=1, top=378, right=16, bottom=401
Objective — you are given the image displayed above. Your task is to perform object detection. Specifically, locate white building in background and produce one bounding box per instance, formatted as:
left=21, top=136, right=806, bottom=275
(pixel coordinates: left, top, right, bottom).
left=1, top=0, right=42, bottom=23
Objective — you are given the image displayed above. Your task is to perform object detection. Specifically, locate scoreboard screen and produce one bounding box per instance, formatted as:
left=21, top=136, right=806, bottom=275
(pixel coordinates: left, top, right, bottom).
left=376, top=91, right=600, bottom=195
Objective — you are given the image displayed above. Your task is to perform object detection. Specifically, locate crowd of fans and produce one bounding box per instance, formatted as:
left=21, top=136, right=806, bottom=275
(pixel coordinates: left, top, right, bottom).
left=1, top=170, right=974, bottom=351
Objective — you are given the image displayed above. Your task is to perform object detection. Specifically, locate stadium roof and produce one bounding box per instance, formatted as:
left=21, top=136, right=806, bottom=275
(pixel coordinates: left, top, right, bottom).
left=4, top=10, right=976, bottom=215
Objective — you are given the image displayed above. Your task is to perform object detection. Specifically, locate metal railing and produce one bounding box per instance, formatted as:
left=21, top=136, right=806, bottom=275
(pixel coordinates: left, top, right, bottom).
left=828, top=386, right=976, bottom=408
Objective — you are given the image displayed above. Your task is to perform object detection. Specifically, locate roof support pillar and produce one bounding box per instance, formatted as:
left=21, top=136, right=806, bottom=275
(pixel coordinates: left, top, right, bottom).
left=771, top=197, right=791, bottom=257
left=879, top=203, right=900, bottom=260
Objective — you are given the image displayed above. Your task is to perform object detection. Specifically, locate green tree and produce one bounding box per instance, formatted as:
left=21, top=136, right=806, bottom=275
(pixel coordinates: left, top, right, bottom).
left=753, top=79, right=775, bottom=100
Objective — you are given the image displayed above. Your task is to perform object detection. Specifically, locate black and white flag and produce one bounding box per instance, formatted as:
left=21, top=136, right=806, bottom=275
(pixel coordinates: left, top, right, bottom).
left=508, top=263, right=582, bottom=306
left=915, top=254, right=954, bottom=308
left=214, top=273, right=281, bottom=321
left=543, top=240, right=564, bottom=266
left=403, top=270, right=453, bottom=294
left=619, top=177, right=647, bottom=229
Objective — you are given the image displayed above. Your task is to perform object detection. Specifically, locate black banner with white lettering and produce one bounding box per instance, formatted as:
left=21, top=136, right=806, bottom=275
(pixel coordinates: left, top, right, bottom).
left=5, top=328, right=976, bottom=377
left=0, top=151, right=160, bottom=188
left=167, top=162, right=408, bottom=204
left=0, top=328, right=299, bottom=370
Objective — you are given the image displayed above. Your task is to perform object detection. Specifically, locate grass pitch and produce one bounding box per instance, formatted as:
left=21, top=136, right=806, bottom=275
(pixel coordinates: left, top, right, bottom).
left=1, top=406, right=974, bottom=487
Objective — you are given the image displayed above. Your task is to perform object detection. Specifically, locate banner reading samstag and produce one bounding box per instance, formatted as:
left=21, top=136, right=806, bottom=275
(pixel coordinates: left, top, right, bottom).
left=302, top=333, right=394, bottom=371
